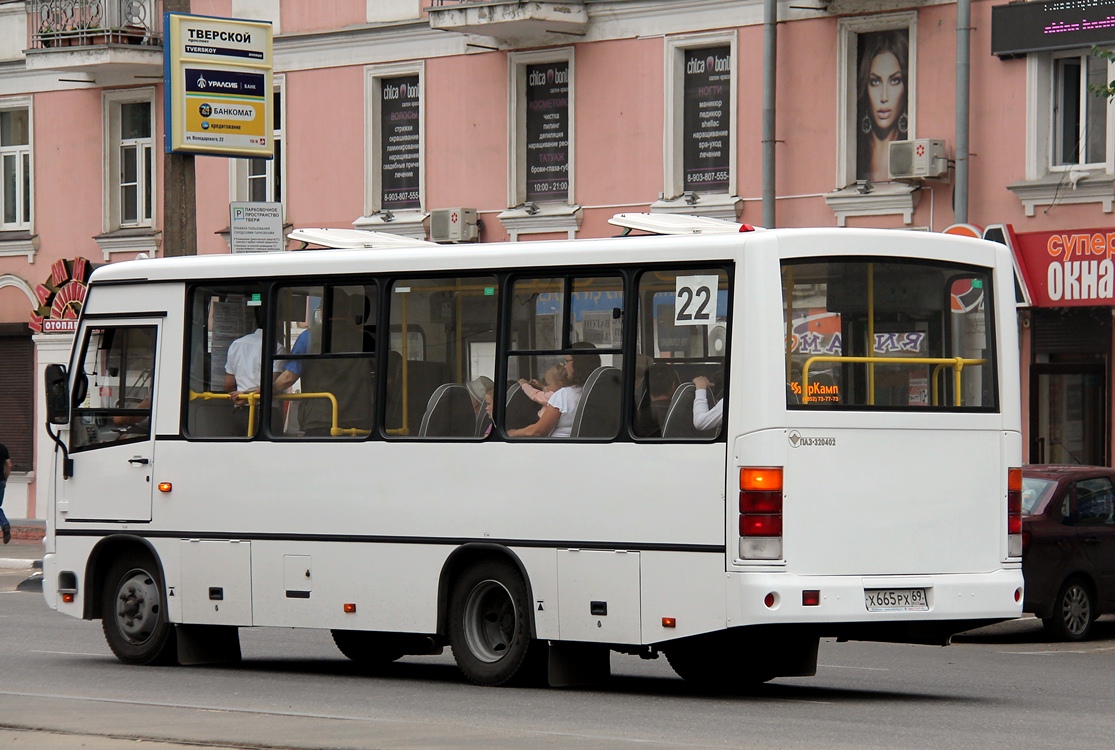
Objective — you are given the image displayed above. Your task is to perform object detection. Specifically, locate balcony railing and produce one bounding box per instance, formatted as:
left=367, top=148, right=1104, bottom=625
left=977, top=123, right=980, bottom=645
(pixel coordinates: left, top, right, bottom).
left=28, top=0, right=163, bottom=50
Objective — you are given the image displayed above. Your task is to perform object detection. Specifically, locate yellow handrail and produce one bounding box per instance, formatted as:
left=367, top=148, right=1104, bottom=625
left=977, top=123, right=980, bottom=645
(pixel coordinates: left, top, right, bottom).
left=800, top=356, right=987, bottom=406
left=189, top=390, right=369, bottom=437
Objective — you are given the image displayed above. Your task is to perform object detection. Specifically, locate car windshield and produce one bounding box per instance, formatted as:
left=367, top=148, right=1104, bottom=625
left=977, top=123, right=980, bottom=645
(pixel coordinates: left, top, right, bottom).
left=1022, top=477, right=1058, bottom=514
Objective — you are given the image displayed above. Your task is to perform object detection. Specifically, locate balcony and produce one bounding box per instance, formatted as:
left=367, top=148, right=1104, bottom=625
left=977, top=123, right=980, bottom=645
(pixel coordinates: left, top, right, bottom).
left=25, top=1, right=163, bottom=83
left=427, top=1, right=588, bottom=46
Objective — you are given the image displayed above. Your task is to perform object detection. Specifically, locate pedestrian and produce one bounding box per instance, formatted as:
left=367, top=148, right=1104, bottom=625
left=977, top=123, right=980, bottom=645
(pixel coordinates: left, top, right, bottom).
left=1, top=439, right=11, bottom=544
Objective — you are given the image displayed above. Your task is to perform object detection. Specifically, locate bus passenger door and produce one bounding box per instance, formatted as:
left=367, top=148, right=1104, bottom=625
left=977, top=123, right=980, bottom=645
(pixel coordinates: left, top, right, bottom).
left=60, top=320, right=160, bottom=522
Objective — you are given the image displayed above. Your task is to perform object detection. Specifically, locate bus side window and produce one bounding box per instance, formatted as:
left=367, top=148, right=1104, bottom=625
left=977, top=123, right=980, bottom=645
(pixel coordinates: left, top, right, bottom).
left=633, top=268, right=730, bottom=440
left=388, top=276, right=498, bottom=438
left=185, top=284, right=271, bottom=439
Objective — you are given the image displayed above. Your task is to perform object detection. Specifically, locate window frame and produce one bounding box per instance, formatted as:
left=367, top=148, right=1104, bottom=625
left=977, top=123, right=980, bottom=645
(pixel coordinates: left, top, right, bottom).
left=662, top=32, right=738, bottom=206
left=103, top=89, right=156, bottom=231
left=1049, top=49, right=1112, bottom=172
left=835, top=13, right=918, bottom=190
left=230, top=75, right=286, bottom=214
left=364, top=61, right=425, bottom=219
left=508, top=47, right=575, bottom=209
left=0, top=97, right=32, bottom=232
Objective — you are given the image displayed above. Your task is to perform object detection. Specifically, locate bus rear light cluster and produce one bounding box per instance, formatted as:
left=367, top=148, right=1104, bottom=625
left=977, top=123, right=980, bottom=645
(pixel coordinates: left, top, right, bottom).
left=1007, top=467, right=1023, bottom=557
left=739, top=467, right=783, bottom=560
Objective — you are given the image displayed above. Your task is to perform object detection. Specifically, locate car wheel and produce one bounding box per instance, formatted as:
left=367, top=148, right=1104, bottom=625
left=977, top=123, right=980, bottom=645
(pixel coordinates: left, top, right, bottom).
left=448, top=559, right=541, bottom=686
left=1042, top=578, right=1096, bottom=641
left=100, top=552, right=177, bottom=665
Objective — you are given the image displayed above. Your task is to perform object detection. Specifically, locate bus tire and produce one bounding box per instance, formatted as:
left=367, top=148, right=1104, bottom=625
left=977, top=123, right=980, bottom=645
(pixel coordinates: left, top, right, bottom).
left=330, top=630, right=405, bottom=665
left=448, top=559, right=538, bottom=686
left=664, top=631, right=779, bottom=690
left=100, top=552, right=177, bottom=666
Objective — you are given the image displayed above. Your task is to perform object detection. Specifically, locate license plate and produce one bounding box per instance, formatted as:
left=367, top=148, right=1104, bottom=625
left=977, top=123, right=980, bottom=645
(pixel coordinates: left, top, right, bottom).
left=864, top=588, right=928, bottom=612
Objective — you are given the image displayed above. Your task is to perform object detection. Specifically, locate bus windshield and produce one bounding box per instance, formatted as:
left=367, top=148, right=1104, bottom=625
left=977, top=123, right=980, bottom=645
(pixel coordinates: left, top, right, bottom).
left=782, top=257, right=997, bottom=411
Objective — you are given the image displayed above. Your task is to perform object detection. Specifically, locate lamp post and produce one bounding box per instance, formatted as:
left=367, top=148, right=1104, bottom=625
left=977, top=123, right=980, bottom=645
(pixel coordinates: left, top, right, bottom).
left=162, top=0, right=196, bottom=257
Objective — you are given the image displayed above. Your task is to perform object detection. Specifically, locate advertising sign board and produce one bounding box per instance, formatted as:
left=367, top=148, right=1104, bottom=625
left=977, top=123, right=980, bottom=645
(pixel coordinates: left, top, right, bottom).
left=165, top=13, right=273, bottom=157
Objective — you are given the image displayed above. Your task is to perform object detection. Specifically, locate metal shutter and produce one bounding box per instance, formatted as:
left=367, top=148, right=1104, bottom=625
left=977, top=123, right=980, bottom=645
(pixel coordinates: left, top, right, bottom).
left=0, top=328, right=33, bottom=472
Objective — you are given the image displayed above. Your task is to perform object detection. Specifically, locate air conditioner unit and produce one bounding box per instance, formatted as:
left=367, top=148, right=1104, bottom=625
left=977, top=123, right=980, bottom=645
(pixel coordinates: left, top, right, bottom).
left=430, top=208, right=479, bottom=243
left=888, top=139, right=948, bottom=180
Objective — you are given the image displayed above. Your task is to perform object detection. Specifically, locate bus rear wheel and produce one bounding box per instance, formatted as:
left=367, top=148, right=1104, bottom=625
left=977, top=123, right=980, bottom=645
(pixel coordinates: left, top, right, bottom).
left=100, top=552, right=177, bottom=665
left=448, top=559, right=539, bottom=686
left=330, top=630, right=406, bottom=665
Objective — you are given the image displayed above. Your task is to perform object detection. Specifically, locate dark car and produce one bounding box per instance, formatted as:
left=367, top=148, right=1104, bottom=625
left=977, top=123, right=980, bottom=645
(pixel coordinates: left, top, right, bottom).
left=1022, top=465, right=1115, bottom=640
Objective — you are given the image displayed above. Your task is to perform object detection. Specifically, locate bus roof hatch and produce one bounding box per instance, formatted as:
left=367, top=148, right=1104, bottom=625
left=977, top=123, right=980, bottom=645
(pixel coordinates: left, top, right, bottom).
left=287, top=228, right=439, bottom=250
left=608, top=212, right=759, bottom=236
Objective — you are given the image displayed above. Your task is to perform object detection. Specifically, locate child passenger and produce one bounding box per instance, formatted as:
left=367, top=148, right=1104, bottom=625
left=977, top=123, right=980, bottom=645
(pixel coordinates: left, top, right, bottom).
left=519, top=363, right=568, bottom=417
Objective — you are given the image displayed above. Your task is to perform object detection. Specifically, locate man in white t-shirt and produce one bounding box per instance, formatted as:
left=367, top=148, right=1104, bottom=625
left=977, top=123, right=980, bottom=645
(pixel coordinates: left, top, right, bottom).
left=225, top=324, right=287, bottom=402
left=692, top=375, right=723, bottom=431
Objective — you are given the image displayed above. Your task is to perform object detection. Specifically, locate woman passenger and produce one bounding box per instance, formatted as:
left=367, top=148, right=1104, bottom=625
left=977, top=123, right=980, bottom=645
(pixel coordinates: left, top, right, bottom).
left=507, top=344, right=600, bottom=438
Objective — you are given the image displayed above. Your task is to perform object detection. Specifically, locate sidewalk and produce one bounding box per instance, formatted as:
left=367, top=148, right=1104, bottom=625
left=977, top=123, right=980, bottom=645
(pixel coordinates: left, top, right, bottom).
left=1, top=520, right=45, bottom=568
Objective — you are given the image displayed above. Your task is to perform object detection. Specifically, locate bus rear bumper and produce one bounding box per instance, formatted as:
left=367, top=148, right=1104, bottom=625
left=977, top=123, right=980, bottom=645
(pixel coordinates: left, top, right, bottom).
left=730, top=568, right=1024, bottom=643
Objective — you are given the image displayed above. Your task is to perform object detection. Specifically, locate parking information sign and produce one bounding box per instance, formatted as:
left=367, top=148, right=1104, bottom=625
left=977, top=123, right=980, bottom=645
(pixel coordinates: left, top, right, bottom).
left=230, top=202, right=284, bottom=253
left=165, top=13, right=273, bottom=157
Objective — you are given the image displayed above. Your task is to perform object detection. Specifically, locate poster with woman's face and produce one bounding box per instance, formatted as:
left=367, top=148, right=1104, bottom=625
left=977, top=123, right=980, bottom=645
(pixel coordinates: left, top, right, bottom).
left=856, top=29, right=909, bottom=183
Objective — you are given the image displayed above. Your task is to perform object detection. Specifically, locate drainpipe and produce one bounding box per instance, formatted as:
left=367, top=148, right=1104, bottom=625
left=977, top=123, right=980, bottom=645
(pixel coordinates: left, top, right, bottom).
left=955, top=0, right=971, bottom=224
left=762, top=0, right=777, bottom=228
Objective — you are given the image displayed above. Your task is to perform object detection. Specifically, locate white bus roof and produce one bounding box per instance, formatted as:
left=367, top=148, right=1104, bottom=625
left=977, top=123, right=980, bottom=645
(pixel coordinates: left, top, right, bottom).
left=288, top=228, right=438, bottom=250
left=607, top=212, right=759, bottom=235
left=88, top=226, right=1002, bottom=285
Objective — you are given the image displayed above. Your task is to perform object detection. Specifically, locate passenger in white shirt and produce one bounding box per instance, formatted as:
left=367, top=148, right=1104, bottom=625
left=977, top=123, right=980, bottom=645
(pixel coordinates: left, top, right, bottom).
left=692, top=375, right=723, bottom=431
left=507, top=344, right=600, bottom=438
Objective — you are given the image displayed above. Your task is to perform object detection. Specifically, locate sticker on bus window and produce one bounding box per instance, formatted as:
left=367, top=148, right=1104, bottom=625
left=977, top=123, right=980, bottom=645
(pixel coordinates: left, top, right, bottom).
left=675, top=275, right=718, bottom=326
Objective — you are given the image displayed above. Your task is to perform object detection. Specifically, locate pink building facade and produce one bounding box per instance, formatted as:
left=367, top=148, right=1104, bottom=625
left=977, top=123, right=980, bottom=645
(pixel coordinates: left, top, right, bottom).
left=1, top=0, right=1112, bottom=523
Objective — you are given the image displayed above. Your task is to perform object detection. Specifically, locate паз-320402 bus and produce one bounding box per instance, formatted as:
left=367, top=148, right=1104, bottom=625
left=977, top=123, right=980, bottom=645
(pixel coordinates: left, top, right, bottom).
left=40, top=216, right=1024, bottom=689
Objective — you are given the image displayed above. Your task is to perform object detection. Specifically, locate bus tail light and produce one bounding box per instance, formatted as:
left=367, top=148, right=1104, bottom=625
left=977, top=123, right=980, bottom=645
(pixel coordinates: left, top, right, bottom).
left=739, top=467, right=783, bottom=560
left=1007, top=467, right=1023, bottom=557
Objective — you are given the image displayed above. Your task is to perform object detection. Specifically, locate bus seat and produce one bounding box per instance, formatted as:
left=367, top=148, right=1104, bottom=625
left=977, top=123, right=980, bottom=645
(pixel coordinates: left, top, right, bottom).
left=476, top=410, right=493, bottom=437
left=187, top=398, right=239, bottom=438
left=570, top=366, right=622, bottom=438
left=418, top=383, right=476, bottom=437
left=505, top=381, right=540, bottom=431
left=661, top=382, right=717, bottom=439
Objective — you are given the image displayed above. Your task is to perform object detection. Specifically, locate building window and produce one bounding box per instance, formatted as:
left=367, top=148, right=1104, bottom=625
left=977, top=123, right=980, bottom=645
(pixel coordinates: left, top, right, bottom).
left=826, top=14, right=919, bottom=226
left=509, top=48, right=574, bottom=208
left=662, top=34, right=737, bottom=204
left=836, top=15, right=916, bottom=188
left=103, top=89, right=156, bottom=232
left=0, top=104, right=31, bottom=230
left=119, top=102, right=153, bottom=226
left=232, top=80, right=284, bottom=211
left=499, top=48, right=581, bottom=240
left=1008, top=49, right=1115, bottom=216
left=362, top=62, right=424, bottom=230
left=1052, top=52, right=1108, bottom=168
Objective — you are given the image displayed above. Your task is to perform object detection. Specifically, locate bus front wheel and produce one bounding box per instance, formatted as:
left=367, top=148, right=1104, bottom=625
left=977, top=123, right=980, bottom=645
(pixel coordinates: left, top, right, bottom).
left=100, top=552, right=177, bottom=665
left=448, top=559, right=539, bottom=686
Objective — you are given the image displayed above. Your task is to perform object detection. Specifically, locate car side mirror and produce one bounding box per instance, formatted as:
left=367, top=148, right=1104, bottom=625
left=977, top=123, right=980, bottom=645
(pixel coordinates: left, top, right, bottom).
left=44, top=364, right=70, bottom=425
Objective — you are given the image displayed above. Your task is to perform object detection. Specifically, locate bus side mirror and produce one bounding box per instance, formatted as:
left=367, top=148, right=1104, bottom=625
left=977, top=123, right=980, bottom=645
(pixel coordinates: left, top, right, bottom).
left=45, top=364, right=70, bottom=425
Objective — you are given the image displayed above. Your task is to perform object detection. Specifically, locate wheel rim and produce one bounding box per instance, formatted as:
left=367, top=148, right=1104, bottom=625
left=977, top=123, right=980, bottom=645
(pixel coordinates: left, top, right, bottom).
left=462, top=578, right=517, bottom=663
left=113, top=569, right=161, bottom=645
left=1061, top=584, right=1091, bottom=637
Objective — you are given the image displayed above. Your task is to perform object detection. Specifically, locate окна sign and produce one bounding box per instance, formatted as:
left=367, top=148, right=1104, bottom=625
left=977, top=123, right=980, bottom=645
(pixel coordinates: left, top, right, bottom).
left=1013, top=229, right=1115, bottom=307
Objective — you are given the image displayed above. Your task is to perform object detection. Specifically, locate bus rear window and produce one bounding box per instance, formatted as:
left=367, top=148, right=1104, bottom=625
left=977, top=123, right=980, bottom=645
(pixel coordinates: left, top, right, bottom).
left=782, top=258, right=997, bottom=411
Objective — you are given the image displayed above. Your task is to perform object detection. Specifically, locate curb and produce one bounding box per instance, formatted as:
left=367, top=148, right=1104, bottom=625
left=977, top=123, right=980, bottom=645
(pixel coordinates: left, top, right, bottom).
left=6, top=521, right=45, bottom=543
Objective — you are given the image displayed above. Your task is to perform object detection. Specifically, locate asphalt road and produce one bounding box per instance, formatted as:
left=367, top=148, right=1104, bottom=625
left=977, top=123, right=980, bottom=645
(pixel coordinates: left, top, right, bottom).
left=2, top=553, right=1114, bottom=750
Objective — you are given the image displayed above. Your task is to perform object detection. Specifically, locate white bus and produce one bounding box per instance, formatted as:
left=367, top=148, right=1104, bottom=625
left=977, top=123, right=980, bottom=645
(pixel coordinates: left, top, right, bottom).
left=41, top=218, right=1024, bottom=688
